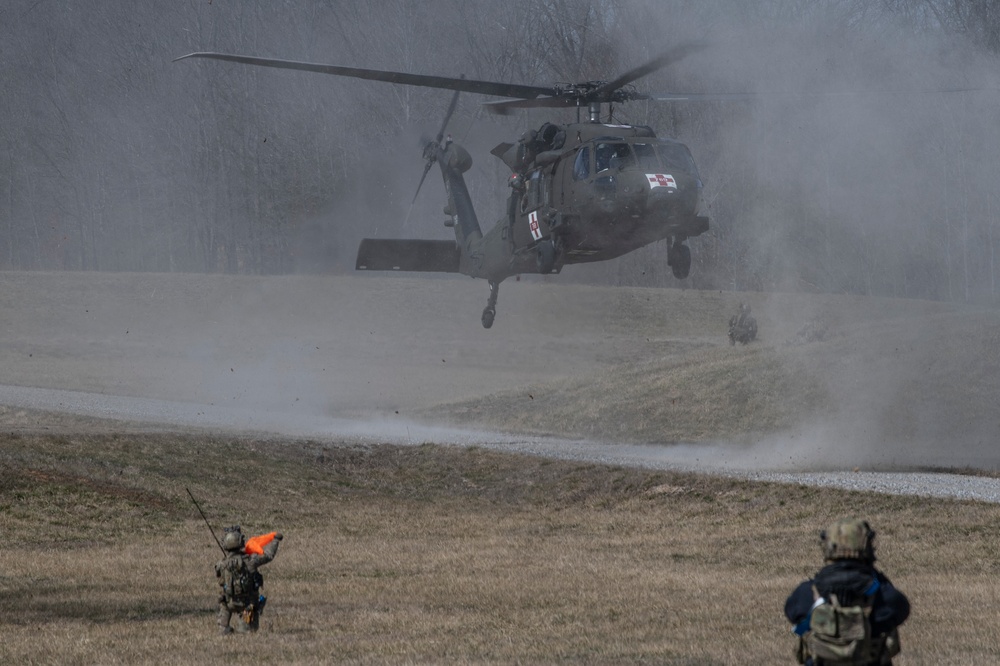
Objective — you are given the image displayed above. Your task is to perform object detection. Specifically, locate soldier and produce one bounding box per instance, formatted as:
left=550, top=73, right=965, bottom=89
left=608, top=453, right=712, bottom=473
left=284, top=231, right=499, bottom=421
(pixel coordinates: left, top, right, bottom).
left=215, top=525, right=283, bottom=635
left=785, top=518, right=909, bottom=665
left=728, top=302, right=757, bottom=345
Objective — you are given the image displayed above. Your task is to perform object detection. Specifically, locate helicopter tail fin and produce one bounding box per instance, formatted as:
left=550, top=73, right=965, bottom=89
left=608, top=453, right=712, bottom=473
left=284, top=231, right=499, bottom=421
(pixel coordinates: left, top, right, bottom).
left=355, top=239, right=461, bottom=273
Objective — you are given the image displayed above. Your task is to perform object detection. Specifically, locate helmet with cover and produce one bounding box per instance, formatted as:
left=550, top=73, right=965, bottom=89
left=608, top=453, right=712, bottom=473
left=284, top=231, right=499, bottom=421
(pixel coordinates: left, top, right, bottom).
left=820, top=518, right=876, bottom=562
left=222, top=525, right=246, bottom=552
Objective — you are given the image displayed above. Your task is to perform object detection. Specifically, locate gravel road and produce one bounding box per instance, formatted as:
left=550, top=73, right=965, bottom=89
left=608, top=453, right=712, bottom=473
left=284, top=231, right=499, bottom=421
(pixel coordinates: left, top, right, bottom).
left=4, top=383, right=997, bottom=504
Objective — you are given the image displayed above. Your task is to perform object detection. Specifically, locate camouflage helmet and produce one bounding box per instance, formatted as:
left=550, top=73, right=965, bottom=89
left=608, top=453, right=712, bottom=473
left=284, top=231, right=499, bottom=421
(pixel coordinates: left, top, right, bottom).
left=222, top=525, right=245, bottom=552
left=820, top=518, right=876, bottom=562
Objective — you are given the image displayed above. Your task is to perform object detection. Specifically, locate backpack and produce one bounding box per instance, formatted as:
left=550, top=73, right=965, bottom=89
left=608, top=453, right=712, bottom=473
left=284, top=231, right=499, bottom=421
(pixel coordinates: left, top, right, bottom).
left=805, top=581, right=900, bottom=665
left=220, top=554, right=256, bottom=602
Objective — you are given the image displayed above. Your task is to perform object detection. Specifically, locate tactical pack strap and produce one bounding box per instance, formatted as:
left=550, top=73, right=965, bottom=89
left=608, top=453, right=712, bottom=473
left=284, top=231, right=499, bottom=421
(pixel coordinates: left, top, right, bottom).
left=795, top=586, right=828, bottom=636
left=864, top=576, right=881, bottom=597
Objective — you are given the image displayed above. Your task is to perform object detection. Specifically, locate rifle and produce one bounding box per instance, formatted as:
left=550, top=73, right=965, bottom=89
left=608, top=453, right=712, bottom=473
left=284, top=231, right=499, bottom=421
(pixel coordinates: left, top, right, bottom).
left=186, top=487, right=225, bottom=554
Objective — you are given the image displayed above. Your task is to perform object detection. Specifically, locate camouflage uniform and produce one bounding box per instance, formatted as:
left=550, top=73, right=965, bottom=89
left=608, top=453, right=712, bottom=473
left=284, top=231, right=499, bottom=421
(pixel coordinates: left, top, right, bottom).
left=785, top=519, right=909, bottom=665
left=728, top=302, right=757, bottom=345
left=215, top=526, right=282, bottom=635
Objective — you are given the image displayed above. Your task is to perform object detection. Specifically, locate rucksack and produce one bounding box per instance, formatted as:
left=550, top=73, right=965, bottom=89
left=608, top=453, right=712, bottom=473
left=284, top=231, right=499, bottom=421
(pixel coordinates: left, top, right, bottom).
left=805, top=581, right=899, bottom=665
left=220, top=554, right=256, bottom=602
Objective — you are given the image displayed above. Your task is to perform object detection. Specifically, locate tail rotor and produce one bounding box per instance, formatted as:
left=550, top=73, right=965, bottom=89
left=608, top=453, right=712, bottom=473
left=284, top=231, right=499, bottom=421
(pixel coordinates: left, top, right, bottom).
left=412, top=76, right=463, bottom=203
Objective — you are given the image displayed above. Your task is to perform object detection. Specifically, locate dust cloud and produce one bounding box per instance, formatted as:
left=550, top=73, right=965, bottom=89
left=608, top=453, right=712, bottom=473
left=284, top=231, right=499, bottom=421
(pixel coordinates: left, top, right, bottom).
left=629, top=6, right=1000, bottom=471
left=2, top=3, right=999, bottom=474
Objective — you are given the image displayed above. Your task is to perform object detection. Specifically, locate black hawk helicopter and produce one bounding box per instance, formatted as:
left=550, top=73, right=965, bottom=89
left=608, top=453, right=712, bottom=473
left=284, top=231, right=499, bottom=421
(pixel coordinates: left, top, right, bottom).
left=175, top=45, right=710, bottom=328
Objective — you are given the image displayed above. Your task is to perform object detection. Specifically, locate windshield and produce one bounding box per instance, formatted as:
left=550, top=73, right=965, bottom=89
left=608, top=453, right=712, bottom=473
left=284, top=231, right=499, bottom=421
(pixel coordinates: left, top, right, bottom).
left=595, top=143, right=634, bottom=172
left=656, top=141, right=697, bottom=174
left=632, top=143, right=661, bottom=171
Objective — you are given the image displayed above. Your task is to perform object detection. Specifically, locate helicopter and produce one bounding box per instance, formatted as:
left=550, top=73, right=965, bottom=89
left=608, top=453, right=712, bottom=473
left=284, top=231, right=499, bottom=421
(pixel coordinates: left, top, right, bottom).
left=175, top=44, right=711, bottom=328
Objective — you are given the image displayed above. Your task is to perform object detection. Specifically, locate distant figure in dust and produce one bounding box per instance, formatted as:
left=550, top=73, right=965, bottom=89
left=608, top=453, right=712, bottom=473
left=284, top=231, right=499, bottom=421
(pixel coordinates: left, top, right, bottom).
left=728, top=302, right=757, bottom=345
left=785, top=518, right=910, bottom=665
left=215, top=525, right=282, bottom=634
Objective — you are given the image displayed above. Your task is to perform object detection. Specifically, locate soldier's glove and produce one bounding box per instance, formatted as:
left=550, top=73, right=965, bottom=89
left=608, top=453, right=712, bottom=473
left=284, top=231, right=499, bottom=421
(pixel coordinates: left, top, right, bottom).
left=275, top=532, right=283, bottom=540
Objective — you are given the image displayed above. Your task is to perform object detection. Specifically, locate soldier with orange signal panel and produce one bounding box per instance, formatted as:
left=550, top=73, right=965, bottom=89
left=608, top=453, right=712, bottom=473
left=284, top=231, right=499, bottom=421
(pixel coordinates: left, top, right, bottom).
left=215, top=526, right=283, bottom=635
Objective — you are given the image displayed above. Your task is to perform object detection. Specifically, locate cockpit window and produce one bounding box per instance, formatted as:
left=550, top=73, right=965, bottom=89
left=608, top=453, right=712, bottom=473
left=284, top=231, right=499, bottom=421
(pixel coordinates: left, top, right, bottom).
left=632, top=143, right=661, bottom=171
left=595, top=143, right=634, bottom=172
left=657, top=141, right=697, bottom=174
left=573, top=147, right=590, bottom=180
left=522, top=168, right=548, bottom=211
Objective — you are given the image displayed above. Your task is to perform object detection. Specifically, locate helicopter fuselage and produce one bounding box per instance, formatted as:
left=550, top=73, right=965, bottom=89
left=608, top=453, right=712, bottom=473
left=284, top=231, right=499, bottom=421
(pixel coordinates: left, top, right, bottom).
left=459, top=122, right=708, bottom=284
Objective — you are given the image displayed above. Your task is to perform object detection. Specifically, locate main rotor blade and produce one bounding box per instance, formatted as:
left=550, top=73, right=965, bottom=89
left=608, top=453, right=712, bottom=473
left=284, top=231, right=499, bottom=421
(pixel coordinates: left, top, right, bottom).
left=483, top=96, right=581, bottom=115
left=650, top=87, right=994, bottom=102
left=174, top=52, right=555, bottom=101
left=481, top=42, right=711, bottom=113
left=649, top=92, right=762, bottom=101
left=590, top=42, right=708, bottom=100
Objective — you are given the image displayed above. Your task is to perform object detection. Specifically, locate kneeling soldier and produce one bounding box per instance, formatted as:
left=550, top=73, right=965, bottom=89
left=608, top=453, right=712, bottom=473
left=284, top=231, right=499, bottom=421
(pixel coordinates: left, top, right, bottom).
left=785, top=518, right=909, bottom=665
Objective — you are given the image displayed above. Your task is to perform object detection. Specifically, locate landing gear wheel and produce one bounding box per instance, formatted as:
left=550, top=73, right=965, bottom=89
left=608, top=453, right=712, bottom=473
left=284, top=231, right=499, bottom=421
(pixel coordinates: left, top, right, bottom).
left=669, top=242, right=691, bottom=280
left=536, top=240, right=556, bottom=274
left=481, top=280, right=500, bottom=329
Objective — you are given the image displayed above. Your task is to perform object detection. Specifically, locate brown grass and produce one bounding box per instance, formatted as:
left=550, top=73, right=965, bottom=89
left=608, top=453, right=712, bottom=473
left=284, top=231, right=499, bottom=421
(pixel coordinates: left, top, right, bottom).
left=427, top=345, right=829, bottom=442
left=3, top=429, right=1000, bottom=664
left=3, top=272, right=1000, bottom=662
left=423, top=293, right=1000, bottom=457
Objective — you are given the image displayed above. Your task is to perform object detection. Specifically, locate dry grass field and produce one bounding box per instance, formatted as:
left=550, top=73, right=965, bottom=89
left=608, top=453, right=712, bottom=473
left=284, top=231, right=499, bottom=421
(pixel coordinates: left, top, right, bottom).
left=2, top=271, right=1000, bottom=663
left=3, top=428, right=1000, bottom=664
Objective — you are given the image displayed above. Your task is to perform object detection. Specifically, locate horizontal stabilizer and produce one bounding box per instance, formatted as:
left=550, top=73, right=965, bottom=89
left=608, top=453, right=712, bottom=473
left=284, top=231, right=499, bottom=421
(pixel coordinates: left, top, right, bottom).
left=355, top=239, right=461, bottom=273
left=490, top=142, right=514, bottom=158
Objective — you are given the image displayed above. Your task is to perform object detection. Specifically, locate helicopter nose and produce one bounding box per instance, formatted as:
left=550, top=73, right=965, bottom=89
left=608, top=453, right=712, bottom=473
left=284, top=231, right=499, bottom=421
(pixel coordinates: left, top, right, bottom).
left=642, top=172, right=697, bottom=215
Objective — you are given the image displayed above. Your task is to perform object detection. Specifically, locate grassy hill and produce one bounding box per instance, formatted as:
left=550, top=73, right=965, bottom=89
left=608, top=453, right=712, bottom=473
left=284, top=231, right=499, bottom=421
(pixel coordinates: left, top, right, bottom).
left=423, top=285, right=1000, bottom=469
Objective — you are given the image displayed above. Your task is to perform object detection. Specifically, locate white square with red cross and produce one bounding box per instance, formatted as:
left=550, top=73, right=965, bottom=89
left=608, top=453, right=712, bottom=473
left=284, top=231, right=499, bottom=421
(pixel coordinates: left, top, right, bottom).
left=646, top=173, right=677, bottom=189
left=528, top=210, right=543, bottom=241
